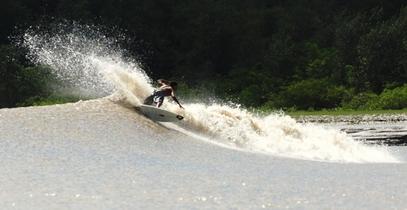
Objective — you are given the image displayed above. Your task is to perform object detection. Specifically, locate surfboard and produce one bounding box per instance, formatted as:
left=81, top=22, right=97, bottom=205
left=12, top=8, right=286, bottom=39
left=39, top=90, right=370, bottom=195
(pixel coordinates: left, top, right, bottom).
left=136, top=104, right=184, bottom=122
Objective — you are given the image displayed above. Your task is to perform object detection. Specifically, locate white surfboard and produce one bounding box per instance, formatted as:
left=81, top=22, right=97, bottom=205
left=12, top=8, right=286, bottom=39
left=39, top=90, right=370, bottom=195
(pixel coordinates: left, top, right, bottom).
left=137, top=105, right=184, bottom=122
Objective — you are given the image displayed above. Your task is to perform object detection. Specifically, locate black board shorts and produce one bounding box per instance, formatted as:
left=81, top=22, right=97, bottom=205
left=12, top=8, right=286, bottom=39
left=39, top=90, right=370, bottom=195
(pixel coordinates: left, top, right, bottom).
left=143, top=91, right=165, bottom=105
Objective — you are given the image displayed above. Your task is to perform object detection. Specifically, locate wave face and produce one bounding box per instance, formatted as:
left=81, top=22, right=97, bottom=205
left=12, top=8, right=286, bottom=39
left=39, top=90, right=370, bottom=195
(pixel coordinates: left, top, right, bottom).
left=22, top=23, right=399, bottom=163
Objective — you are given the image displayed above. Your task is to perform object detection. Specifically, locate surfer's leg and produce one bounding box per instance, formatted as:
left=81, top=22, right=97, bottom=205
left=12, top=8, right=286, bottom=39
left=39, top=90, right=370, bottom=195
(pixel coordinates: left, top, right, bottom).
left=154, top=96, right=164, bottom=108
left=143, top=95, right=154, bottom=105
left=156, top=101, right=163, bottom=108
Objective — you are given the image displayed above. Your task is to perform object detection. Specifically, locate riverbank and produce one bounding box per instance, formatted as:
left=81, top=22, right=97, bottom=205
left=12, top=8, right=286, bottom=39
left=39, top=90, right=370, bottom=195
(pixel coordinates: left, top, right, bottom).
left=293, top=113, right=407, bottom=123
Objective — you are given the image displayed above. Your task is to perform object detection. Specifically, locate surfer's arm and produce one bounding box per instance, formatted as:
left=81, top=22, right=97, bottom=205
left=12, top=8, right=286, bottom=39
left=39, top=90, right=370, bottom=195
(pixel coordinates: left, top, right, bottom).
left=171, top=92, right=183, bottom=108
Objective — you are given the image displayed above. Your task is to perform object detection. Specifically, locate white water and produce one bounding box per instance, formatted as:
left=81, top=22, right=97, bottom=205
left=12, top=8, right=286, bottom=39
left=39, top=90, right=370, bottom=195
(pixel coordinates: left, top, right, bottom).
left=22, top=24, right=399, bottom=163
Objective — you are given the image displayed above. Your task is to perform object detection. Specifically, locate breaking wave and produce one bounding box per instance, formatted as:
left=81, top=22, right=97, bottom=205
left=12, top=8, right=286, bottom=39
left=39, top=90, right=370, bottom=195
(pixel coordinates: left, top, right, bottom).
left=22, top=23, right=399, bottom=163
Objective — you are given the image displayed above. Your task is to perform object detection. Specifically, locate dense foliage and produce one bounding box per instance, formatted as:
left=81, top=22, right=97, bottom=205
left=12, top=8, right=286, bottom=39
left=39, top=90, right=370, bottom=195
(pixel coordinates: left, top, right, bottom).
left=1, top=0, right=407, bottom=110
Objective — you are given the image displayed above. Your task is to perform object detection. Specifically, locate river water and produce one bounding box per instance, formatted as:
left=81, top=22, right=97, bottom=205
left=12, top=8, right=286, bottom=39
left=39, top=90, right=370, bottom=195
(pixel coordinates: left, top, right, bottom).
left=320, top=121, right=407, bottom=146
left=1, top=100, right=406, bottom=210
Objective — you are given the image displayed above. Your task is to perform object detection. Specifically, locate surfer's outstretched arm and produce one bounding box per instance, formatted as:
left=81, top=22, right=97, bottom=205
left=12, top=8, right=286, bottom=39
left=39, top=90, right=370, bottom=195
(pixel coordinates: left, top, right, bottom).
left=171, top=95, right=183, bottom=109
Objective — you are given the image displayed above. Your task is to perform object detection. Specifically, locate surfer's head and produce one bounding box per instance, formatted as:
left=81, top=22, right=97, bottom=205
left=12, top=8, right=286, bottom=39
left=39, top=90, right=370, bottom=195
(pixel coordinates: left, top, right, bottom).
left=170, top=81, right=178, bottom=90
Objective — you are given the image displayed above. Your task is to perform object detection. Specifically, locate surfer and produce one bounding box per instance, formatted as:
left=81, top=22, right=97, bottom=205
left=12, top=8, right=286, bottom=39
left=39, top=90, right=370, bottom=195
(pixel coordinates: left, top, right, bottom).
left=143, top=79, right=184, bottom=109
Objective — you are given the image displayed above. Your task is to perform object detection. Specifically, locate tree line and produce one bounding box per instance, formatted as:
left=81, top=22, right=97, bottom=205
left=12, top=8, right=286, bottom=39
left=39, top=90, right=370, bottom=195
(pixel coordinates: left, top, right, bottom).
left=1, top=0, right=407, bottom=110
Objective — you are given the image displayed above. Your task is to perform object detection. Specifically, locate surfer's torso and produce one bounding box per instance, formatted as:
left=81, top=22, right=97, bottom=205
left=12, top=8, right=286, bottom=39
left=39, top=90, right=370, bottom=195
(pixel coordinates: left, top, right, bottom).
left=154, top=85, right=173, bottom=97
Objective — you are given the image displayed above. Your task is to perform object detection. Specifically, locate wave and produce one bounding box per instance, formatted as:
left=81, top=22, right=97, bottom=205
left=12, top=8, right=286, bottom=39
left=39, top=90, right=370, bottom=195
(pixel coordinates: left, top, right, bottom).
left=22, top=23, right=400, bottom=163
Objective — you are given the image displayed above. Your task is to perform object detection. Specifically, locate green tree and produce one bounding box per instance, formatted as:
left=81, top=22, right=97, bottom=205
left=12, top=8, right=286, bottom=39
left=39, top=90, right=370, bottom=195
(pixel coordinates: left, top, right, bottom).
left=0, top=45, right=53, bottom=108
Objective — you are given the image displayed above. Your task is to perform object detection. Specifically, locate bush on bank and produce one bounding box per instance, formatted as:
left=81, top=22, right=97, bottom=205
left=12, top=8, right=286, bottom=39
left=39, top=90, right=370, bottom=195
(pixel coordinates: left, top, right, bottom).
left=0, top=45, right=56, bottom=108
left=372, top=85, right=407, bottom=110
